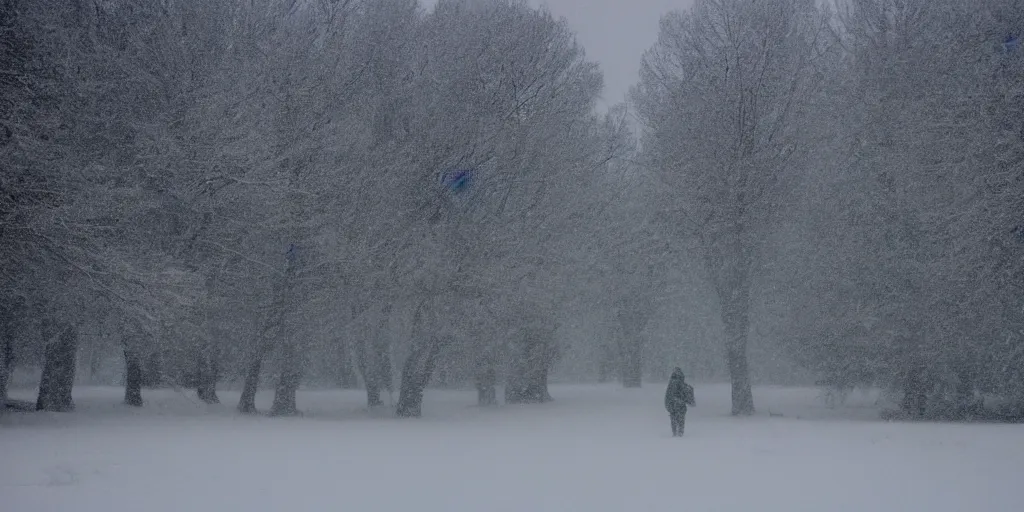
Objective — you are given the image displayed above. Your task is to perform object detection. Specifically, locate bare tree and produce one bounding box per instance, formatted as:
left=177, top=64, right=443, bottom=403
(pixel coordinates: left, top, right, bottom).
left=634, top=0, right=832, bottom=414
left=757, top=0, right=1024, bottom=419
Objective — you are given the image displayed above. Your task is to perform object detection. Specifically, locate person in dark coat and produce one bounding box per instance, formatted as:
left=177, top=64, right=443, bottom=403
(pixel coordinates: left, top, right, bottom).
left=664, top=367, right=695, bottom=436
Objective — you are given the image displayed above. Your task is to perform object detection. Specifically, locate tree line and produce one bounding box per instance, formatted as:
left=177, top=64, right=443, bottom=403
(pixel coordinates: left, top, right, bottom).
left=1, top=0, right=646, bottom=416
left=634, top=0, right=1024, bottom=419
left=2, top=0, right=1022, bottom=422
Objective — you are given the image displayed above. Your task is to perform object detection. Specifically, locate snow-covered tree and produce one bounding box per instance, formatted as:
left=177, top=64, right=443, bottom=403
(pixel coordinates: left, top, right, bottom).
left=764, top=0, right=1024, bottom=418
left=633, top=0, right=832, bottom=414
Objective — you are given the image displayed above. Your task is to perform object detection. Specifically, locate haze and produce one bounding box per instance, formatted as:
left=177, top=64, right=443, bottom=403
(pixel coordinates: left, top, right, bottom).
left=2, top=1, right=1022, bottom=511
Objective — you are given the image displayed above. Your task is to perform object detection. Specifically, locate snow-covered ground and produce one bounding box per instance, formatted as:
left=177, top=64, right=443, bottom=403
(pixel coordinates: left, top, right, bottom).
left=2, top=383, right=1022, bottom=511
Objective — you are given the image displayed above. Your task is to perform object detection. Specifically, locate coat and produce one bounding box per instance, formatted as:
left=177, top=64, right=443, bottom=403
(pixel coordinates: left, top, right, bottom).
left=664, top=368, right=695, bottom=414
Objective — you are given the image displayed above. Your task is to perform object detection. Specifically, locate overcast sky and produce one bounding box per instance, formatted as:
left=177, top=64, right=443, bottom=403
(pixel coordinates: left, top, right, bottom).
left=531, top=0, right=693, bottom=109
left=421, top=0, right=695, bottom=110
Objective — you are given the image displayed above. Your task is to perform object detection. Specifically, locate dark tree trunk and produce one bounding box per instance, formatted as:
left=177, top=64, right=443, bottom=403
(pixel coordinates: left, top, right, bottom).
left=723, top=308, right=754, bottom=416
left=0, top=297, right=22, bottom=411
left=260, top=235, right=300, bottom=415
left=0, top=334, right=12, bottom=411
left=505, top=357, right=529, bottom=403
left=359, top=346, right=384, bottom=407
left=477, top=380, right=496, bottom=406
left=357, top=338, right=391, bottom=407
left=620, top=338, right=642, bottom=388
left=505, top=329, right=554, bottom=404
left=355, top=304, right=394, bottom=406
left=597, top=344, right=616, bottom=383
left=901, top=365, right=928, bottom=419
left=36, top=324, right=77, bottom=412
left=616, top=308, right=646, bottom=389
left=238, top=309, right=280, bottom=414
left=238, top=349, right=265, bottom=414
left=238, top=321, right=279, bottom=414
left=506, top=365, right=552, bottom=404
left=475, top=360, right=497, bottom=406
left=124, top=348, right=143, bottom=407
left=196, top=380, right=218, bottom=404
left=366, top=385, right=383, bottom=407
left=396, top=337, right=444, bottom=418
left=270, top=336, right=301, bottom=416
left=87, top=343, right=102, bottom=384
left=380, top=348, right=393, bottom=395
left=897, top=332, right=929, bottom=419
left=196, top=352, right=219, bottom=404
left=337, top=340, right=360, bottom=389
left=954, top=362, right=981, bottom=419
left=707, top=224, right=756, bottom=416
left=539, top=366, right=552, bottom=402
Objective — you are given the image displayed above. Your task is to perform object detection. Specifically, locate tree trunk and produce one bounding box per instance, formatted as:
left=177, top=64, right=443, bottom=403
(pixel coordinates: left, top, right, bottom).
left=124, top=348, right=143, bottom=407
left=337, top=340, right=360, bottom=389
left=196, top=380, right=218, bottom=404
left=897, top=332, right=929, bottom=419
left=238, top=305, right=281, bottom=413
left=723, top=307, right=754, bottom=416
left=357, top=338, right=391, bottom=408
left=505, top=329, right=554, bottom=404
left=239, top=314, right=280, bottom=414
left=726, top=343, right=754, bottom=416
left=505, top=356, right=530, bottom=403
left=356, top=340, right=382, bottom=406
left=36, top=323, right=77, bottom=412
left=270, top=337, right=301, bottom=416
left=88, top=343, right=102, bottom=384
left=264, top=231, right=300, bottom=416
left=901, top=364, right=928, bottom=419
left=598, top=343, right=616, bottom=383
left=396, top=337, right=444, bottom=418
left=366, top=385, right=383, bottom=407
left=620, top=337, right=642, bottom=388
left=539, top=366, right=552, bottom=402
left=506, top=366, right=552, bottom=404
left=196, top=352, right=219, bottom=404
left=238, top=348, right=266, bottom=414
left=0, top=333, right=12, bottom=411
left=954, top=362, right=981, bottom=420
left=0, top=304, right=13, bottom=411
left=475, top=358, right=497, bottom=406
left=616, top=307, right=648, bottom=389
left=477, top=379, right=496, bottom=406
left=710, top=230, right=756, bottom=416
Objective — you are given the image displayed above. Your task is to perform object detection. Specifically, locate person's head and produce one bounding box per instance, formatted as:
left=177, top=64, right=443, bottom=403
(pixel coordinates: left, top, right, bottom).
left=672, top=367, right=684, bottom=380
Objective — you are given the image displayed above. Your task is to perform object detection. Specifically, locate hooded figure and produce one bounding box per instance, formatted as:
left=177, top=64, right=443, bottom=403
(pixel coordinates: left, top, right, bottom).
left=664, top=367, right=695, bottom=436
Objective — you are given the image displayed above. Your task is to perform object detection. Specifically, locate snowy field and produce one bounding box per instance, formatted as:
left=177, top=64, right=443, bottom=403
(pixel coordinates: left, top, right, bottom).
left=3, top=383, right=1023, bottom=512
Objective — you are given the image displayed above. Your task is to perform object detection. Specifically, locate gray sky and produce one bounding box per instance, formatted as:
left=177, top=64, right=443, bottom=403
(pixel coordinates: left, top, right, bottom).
left=531, top=0, right=693, bottom=109
left=422, top=0, right=694, bottom=110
